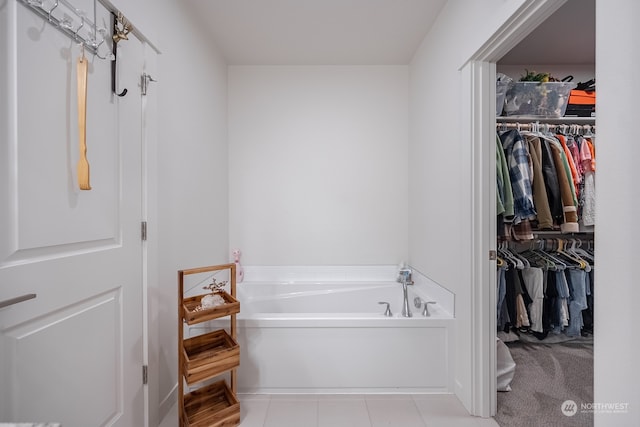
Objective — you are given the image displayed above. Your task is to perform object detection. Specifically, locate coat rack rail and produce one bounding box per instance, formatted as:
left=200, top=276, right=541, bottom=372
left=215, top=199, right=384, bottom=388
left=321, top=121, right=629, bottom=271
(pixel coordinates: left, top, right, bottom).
left=17, top=0, right=111, bottom=58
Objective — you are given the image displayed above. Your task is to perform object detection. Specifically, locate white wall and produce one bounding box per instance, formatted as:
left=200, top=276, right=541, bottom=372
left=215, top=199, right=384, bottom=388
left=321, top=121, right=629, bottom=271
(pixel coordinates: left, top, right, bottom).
left=114, top=0, right=640, bottom=424
left=413, top=0, right=639, bottom=422
left=595, top=1, right=640, bottom=425
left=114, top=0, right=230, bottom=423
left=409, top=0, right=530, bottom=410
left=228, top=66, right=409, bottom=266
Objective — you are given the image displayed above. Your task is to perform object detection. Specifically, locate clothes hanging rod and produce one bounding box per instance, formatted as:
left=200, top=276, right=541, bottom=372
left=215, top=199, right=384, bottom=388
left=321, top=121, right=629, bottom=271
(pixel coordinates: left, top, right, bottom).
left=496, top=121, right=595, bottom=135
left=17, top=0, right=111, bottom=58
left=496, top=122, right=595, bottom=129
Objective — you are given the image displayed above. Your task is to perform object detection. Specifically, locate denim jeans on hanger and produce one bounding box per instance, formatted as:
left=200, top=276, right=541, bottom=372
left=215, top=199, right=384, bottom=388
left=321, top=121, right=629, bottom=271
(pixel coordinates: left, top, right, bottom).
left=566, top=269, right=589, bottom=337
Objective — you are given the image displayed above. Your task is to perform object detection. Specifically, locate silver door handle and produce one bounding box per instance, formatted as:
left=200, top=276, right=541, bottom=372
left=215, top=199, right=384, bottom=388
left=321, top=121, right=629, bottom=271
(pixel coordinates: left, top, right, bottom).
left=0, top=293, right=36, bottom=309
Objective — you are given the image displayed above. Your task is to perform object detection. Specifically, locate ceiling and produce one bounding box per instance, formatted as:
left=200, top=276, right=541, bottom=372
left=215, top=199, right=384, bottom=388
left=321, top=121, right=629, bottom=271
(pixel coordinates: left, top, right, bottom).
left=499, top=0, right=595, bottom=65
left=184, top=0, right=594, bottom=66
left=184, top=0, right=447, bottom=65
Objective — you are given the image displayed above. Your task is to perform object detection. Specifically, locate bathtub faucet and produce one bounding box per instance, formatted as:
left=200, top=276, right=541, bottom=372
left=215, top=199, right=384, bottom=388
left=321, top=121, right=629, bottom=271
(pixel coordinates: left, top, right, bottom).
left=397, top=267, right=414, bottom=317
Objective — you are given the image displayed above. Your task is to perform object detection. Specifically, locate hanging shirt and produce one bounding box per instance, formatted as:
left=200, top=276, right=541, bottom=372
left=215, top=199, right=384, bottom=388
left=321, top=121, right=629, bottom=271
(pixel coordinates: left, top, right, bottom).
left=582, top=171, right=596, bottom=226
left=496, top=135, right=514, bottom=219
left=578, top=136, right=596, bottom=227
left=556, top=134, right=581, bottom=198
left=500, top=129, right=536, bottom=224
left=580, top=137, right=596, bottom=172
left=568, top=135, right=584, bottom=178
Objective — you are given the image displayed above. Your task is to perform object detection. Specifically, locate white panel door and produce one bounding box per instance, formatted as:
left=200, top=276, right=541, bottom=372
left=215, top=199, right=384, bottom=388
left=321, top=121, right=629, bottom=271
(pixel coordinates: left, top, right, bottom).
left=0, top=2, right=145, bottom=426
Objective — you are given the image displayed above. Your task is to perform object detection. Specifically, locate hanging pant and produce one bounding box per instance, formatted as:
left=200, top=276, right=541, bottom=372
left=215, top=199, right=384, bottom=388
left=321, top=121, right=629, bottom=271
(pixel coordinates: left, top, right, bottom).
left=521, top=267, right=544, bottom=333
left=554, top=270, right=570, bottom=333
left=497, top=266, right=510, bottom=330
left=566, top=269, right=589, bottom=337
left=582, top=268, right=595, bottom=333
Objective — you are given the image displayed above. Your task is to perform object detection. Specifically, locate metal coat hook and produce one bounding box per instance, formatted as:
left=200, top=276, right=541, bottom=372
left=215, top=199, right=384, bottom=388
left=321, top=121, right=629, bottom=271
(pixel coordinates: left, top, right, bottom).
left=73, top=13, right=84, bottom=40
left=48, top=0, right=59, bottom=22
left=141, top=73, right=157, bottom=96
left=111, top=12, right=130, bottom=97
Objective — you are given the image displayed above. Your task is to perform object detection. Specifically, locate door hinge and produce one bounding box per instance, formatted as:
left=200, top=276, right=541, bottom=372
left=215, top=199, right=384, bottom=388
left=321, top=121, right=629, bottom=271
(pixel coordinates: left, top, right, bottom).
left=142, top=365, right=148, bottom=385
left=489, top=250, right=497, bottom=260
left=141, top=73, right=157, bottom=96
left=141, top=221, right=147, bottom=241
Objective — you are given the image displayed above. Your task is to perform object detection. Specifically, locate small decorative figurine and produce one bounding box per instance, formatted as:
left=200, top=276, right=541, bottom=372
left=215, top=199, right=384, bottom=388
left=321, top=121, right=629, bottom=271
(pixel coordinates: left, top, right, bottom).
left=232, top=249, right=244, bottom=283
left=196, top=278, right=227, bottom=310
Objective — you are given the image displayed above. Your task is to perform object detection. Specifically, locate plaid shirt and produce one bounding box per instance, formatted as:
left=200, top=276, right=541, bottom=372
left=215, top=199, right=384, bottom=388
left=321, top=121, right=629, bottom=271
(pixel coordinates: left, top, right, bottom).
left=499, top=130, right=536, bottom=223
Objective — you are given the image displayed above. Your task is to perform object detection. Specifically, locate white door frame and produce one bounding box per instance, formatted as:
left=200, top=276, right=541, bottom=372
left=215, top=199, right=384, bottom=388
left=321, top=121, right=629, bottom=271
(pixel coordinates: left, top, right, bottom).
left=463, top=0, right=568, bottom=417
left=141, top=42, right=159, bottom=427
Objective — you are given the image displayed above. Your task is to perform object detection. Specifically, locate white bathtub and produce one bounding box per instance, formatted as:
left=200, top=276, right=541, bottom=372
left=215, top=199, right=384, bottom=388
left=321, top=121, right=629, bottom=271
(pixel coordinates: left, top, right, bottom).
left=237, top=281, right=451, bottom=319
left=194, top=270, right=455, bottom=394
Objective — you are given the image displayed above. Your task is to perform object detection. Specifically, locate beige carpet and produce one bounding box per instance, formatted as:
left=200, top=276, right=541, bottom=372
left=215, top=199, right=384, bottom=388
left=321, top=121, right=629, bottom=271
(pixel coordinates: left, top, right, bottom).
left=495, top=339, right=593, bottom=427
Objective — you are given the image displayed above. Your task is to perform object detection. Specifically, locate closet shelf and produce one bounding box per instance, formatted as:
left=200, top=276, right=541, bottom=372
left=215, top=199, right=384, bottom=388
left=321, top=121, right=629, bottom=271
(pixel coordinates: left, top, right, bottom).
left=182, top=329, right=240, bottom=386
left=181, top=379, right=240, bottom=427
left=532, top=230, right=594, bottom=235
left=182, top=291, right=240, bottom=325
left=497, top=116, right=595, bottom=124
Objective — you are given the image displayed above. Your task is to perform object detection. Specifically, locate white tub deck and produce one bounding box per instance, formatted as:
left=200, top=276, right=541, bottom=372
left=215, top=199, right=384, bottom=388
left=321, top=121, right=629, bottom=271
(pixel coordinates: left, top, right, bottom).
left=186, top=266, right=455, bottom=394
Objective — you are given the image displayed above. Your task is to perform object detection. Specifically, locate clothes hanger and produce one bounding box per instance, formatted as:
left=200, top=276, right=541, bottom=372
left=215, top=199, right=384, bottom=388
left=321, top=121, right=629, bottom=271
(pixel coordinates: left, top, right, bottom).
left=514, top=240, right=554, bottom=270
left=520, top=247, right=556, bottom=270
left=547, top=238, right=590, bottom=271
left=556, top=238, right=589, bottom=270
left=533, top=244, right=567, bottom=271
left=499, top=243, right=525, bottom=270
left=567, top=238, right=594, bottom=266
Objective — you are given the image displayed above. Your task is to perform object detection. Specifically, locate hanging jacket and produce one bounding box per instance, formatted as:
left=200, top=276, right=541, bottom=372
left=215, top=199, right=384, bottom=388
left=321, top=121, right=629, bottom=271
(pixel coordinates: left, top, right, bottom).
left=549, top=143, right=579, bottom=233
left=499, top=129, right=536, bottom=224
left=496, top=136, right=514, bottom=219
left=525, top=135, right=554, bottom=229
left=540, top=139, right=563, bottom=226
left=546, top=136, right=578, bottom=208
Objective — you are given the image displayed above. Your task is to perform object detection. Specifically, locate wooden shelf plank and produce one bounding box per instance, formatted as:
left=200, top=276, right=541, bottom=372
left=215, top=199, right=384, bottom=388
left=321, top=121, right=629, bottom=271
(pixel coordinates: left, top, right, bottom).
left=182, top=330, right=240, bottom=385
left=183, top=291, right=240, bottom=324
left=182, top=380, right=240, bottom=427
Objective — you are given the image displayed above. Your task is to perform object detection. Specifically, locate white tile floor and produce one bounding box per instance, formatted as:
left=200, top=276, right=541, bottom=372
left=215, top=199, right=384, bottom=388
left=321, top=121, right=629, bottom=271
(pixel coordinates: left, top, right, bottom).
left=160, top=394, right=499, bottom=427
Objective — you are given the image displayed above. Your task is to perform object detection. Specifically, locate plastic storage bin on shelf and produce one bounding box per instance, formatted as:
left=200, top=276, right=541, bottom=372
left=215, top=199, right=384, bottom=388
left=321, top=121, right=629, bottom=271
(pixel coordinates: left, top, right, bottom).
left=502, top=81, right=576, bottom=118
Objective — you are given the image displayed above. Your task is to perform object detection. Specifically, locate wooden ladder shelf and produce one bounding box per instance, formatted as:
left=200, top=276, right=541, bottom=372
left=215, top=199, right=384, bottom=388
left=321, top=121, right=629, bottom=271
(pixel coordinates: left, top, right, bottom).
left=178, top=263, right=240, bottom=427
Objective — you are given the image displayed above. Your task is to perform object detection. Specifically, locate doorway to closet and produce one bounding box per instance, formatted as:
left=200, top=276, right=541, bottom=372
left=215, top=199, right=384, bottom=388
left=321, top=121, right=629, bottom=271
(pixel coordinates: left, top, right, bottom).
left=493, top=1, right=595, bottom=425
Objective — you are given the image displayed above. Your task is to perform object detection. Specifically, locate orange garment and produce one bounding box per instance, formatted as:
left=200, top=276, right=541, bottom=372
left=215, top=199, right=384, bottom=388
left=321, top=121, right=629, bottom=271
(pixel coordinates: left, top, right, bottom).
left=581, top=137, right=596, bottom=172
left=586, top=138, right=596, bottom=171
